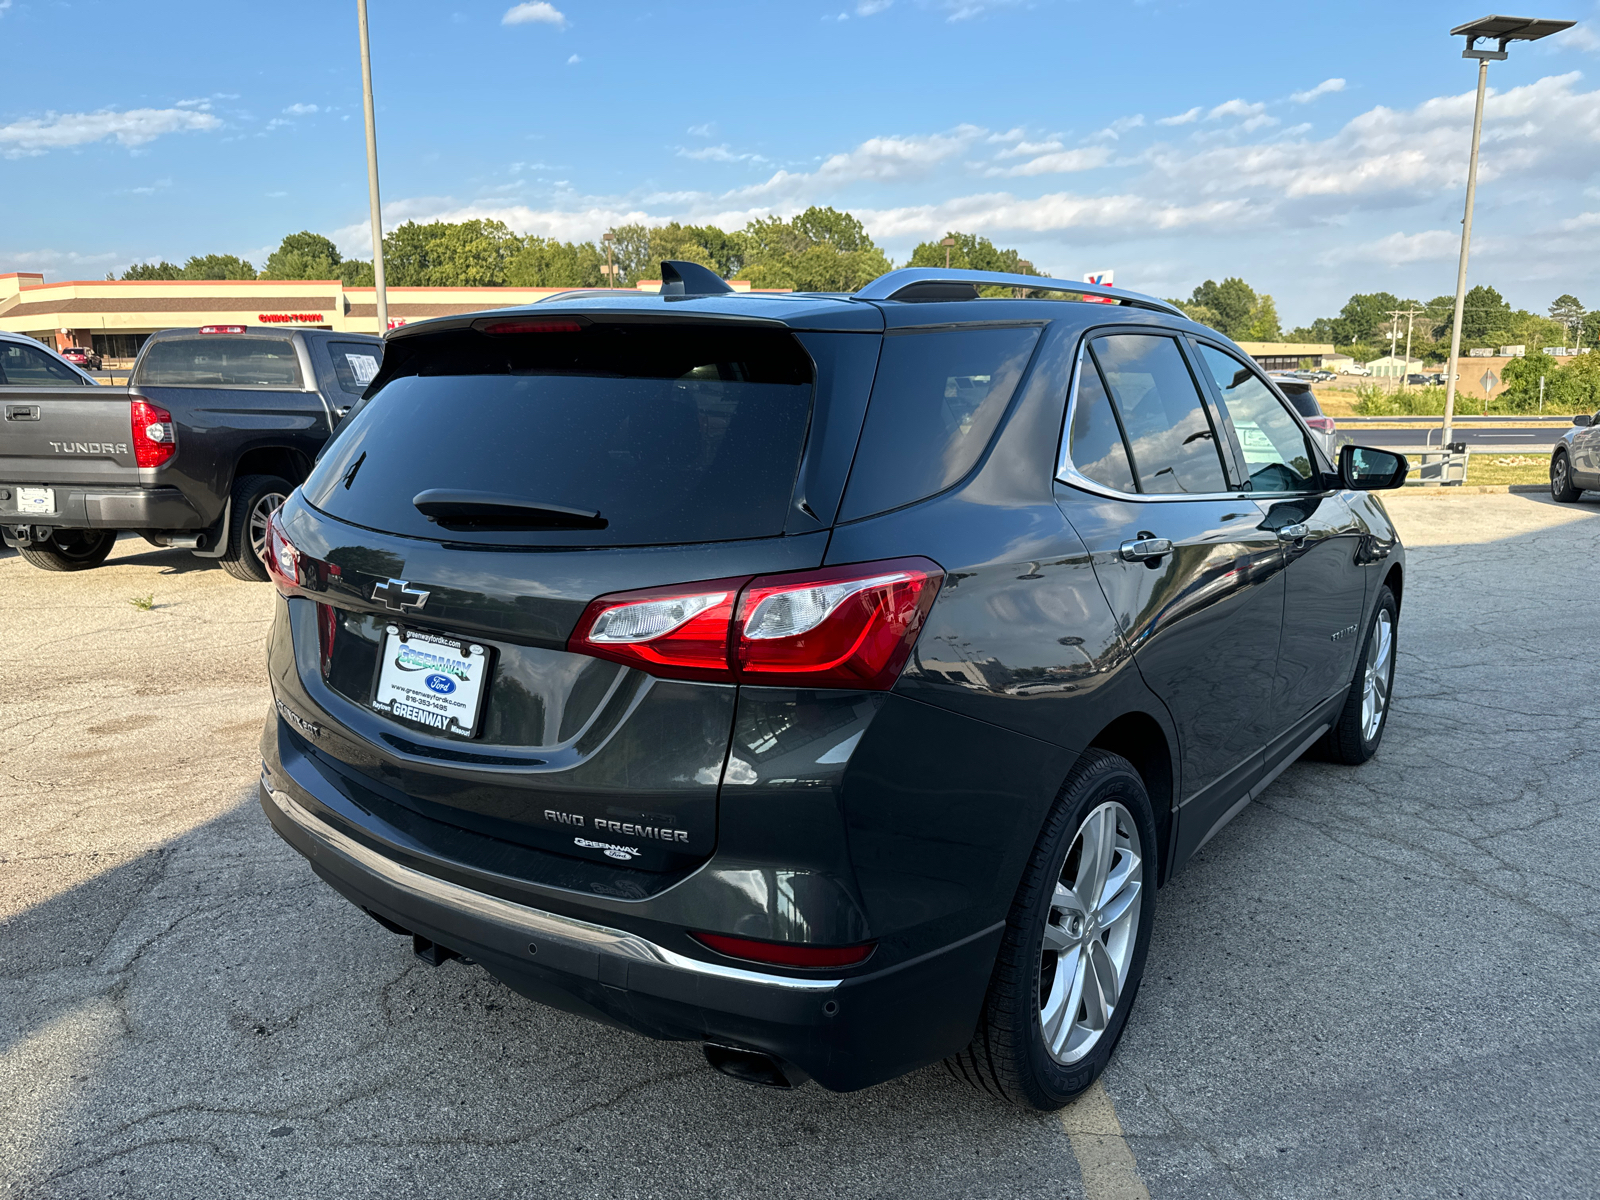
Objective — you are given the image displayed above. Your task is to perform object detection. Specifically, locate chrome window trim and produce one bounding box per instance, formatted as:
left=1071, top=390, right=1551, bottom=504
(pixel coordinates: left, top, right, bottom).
left=262, top=772, right=844, bottom=993
left=1054, top=332, right=1252, bottom=504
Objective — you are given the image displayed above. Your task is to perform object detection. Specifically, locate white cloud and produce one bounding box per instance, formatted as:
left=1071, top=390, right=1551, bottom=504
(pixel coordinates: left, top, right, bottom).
left=0, top=1, right=12, bottom=15
left=1157, top=107, right=1201, bottom=126
left=857, top=0, right=892, bottom=13
left=987, top=146, right=1112, bottom=177
left=1208, top=98, right=1267, bottom=121
left=1093, top=114, right=1145, bottom=140
left=567, top=54, right=581, bottom=64
left=282, top=103, right=319, bottom=116
left=677, top=143, right=767, bottom=163
left=1554, top=23, right=1599, bottom=52
left=1317, top=228, right=1459, bottom=265
left=502, top=2, right=566, bottom=28
left=687, top=123, right=715, bottom=138
left=0, top=108, right=222, bottom=157
left=1291, top=78, right=1345, bottom=103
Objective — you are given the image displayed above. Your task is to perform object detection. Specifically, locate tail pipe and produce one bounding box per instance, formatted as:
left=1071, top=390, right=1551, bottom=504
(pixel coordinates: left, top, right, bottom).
left=702, top=1043, right=803, bottom=1089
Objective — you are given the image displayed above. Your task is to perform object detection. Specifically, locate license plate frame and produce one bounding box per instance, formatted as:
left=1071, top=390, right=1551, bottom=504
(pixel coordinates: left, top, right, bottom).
left=370, top=623, right=492, bottom=740
left=15, top=486, right=55, bottom=515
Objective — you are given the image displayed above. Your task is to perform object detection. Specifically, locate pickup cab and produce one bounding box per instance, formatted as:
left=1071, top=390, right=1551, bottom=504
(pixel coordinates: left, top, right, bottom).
left=0, top=325, right=381, bottom=580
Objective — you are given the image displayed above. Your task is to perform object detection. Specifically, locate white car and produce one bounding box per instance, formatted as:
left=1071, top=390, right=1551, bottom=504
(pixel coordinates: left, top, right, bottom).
left=0, top=331, right=100, bottom=387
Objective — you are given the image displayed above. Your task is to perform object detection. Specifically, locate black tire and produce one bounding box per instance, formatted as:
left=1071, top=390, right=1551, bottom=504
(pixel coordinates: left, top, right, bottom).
left=220, top=474, right=292, bottom=582
left=1321, top=585, right=1398, bottom=765
left=947, top=750, right=1157, bottom=1110
left=1550, top=451, right=1582, bottom=503
left=17, top=529, right=116, bottom=572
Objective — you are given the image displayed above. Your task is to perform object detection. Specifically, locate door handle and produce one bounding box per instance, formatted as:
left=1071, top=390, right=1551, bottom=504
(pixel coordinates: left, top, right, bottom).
left=1119, top=536, right=1172, bottom=562
left=1277, top=523, right=1309, bottom=542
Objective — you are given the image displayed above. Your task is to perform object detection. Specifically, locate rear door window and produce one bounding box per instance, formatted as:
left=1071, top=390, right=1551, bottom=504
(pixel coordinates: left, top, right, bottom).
left=329, top=341, right=382, bottom=395
left=0, top=340, right=85, bottom=385
left=1064, top=356, right=1137, bottom=493
left=134, top=337, right=303, bottom=387
left=303, top=323, right=815, bottom=548
left=840, top=325, right=1041, bottom=520
left=1089, top=333, right=1228, bottom=494
left=1196, top=345, right=1316, bottom=492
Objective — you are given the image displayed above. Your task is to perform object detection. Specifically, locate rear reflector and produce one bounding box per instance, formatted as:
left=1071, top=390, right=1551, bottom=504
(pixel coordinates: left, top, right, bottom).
left=474, top=318, right=587, bottom=335
left=130, top=398, right=176, bottom=468
left=199, top=325, right=247, bottom=334
left=691, top=932, right=876, bottom=969
left=568, top=557, right=942, bottom=689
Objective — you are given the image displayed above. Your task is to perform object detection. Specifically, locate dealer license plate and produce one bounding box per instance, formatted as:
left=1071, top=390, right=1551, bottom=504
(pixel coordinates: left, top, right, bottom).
left=16, top=486, right=55, bottom=515
left=371, top=625, right=491, bottom=739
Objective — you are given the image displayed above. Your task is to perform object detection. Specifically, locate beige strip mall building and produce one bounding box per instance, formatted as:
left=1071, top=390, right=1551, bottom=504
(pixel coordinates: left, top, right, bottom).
left=0, top=273, right=764, bottom=362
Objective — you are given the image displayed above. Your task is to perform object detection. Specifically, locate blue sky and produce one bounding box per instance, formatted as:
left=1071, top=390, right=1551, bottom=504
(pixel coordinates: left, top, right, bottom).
left=3, top=0, right=1598, bottom=326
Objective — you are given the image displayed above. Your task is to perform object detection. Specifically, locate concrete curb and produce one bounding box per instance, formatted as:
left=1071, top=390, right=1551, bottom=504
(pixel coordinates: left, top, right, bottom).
left=1391, top=484, right=1549, bottom=497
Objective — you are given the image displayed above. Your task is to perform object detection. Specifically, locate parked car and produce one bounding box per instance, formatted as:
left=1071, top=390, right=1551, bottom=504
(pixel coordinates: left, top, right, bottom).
left=0, top=330, right=100, bottom=387
left=1, top=325, right=381, bottom=578
left=1269, top=376, right=1338, bottom=461
left=1341, top=365, right=1372, bottom=376
left=1550, top=409, right=1600, bottom=502
left=1307, top=369, right=1337, bottom=382
left=258, top=263, right=1407, bottom=1110
left=58, top=345, right=104, bottom=371
left=1405, top=373, right=1431, bottom=386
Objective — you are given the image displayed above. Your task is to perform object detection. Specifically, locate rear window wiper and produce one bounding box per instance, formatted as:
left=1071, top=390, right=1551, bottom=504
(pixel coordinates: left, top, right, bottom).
left=412, top=489, right=607, bottom=531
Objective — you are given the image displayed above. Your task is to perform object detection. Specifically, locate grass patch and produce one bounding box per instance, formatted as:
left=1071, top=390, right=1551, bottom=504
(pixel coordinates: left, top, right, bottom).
left=1406, top=455, right=1550, bottom=487
left=129, top=594, right=155, bottom=611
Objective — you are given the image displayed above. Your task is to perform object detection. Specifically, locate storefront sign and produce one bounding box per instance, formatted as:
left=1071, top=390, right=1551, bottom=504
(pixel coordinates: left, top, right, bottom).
left=258, top=313, right=325, bottom=324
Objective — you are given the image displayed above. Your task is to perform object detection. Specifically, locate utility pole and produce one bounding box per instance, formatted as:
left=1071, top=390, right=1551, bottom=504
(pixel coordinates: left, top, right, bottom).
left=603, top=231, right=615, bottom=288
left=1386, top=306, right=1425, bottom=389
left=1441, top=16, right=1574, bottom=446
left=357, top=0, right=387, bottom=334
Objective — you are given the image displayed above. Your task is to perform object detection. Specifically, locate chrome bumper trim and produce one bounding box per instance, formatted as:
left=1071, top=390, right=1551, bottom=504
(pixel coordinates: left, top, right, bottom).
left=262, top=770, right=842, bottom=994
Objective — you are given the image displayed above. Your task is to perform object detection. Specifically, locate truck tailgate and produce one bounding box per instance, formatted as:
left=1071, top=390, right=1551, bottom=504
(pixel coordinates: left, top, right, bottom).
left=1, top=386, right=138, bottom=487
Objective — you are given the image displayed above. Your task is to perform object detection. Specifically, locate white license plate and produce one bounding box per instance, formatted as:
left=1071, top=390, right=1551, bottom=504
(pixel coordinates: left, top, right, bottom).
left=371, top=626, right=490, bottom=739
left=16, top=486, right=54, bottom=515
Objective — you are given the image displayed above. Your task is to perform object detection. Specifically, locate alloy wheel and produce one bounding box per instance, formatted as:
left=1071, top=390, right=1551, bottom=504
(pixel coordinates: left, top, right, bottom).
left=1553, top=456, right=1568, bottom=495
left=248, top=492, right=287, bottom=564
left=1038, top=801, right=1144, bottom=1065
left=1361, top=609, right=1393, bottom=742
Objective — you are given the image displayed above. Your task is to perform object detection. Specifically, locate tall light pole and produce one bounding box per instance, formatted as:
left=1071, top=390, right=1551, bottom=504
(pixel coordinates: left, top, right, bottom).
left=941, top=236, right=956, bottom=269
left=1440, top=15, right=1573, bottom=446
left=358, top=0, right=388, bottom=334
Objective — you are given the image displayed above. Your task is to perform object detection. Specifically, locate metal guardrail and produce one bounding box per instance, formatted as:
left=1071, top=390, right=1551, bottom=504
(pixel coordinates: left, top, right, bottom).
left=1405, top=443, right=1471, bottom=486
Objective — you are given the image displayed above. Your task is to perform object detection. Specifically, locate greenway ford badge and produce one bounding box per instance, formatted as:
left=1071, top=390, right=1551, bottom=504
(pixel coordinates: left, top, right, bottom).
left=372, top=625, right=489, bottom=738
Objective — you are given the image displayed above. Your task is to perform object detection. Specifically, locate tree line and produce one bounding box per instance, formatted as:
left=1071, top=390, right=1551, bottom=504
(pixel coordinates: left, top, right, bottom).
left=115, top=208, right=1041, bottom=294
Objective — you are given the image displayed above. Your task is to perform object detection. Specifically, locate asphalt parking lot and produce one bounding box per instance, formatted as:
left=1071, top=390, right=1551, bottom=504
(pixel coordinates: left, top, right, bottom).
left=4, top=491, right=1598, bottom=1200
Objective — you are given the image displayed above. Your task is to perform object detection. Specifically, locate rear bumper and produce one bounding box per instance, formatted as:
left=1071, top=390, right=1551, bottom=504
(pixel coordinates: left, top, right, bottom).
left=260, top=764, right=1003, bottom=1092
left=0, top=484, right=202, bottom=530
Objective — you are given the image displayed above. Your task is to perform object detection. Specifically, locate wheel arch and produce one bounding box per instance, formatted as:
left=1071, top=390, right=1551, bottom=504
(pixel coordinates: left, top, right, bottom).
left=1082, top=711, right=1175, bottom=887
left=1382, top=562, right=1403, bottom=612
left=230, top=446, right=314, bottom=495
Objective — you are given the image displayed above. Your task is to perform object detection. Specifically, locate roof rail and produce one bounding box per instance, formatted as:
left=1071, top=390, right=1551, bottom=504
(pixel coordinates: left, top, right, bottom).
left=854, top=267, right=1183, bottom=317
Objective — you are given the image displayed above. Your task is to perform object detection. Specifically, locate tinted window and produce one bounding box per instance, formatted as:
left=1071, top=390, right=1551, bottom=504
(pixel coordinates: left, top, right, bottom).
left=329, top=341, right=382, bottom=395
left=1090, top=334, right=1227, bottom=494
left=1065, top=357, right=1136, bottom=493
left=842, top=326, right=1040, bottom=519
left=0, top=340, right=84, bottom=385
left=304, top=324, right=814, bottom=548
left=1277, top=385, right=1321, bottom=418
left=135, top=337, right=303, bottom=387
left=1197, top=346, right=1316, bottom=492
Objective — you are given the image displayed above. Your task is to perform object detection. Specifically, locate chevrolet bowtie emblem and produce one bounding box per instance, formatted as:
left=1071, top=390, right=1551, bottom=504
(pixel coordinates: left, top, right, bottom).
left=373, top=578, right=430, bottom=611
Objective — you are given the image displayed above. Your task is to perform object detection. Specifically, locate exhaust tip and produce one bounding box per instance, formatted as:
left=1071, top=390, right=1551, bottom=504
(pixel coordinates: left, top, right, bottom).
left=703, top=1043, right=797, bottom=1089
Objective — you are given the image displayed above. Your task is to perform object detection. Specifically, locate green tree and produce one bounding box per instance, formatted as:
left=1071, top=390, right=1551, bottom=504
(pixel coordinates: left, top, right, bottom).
left=1549, top=294, right=1585, bottom=346
left=1500, top=350, right=1561, bottom=410
left=181, top=254, right=256, bottom=280
left=417, top=219, right=520, bottom=286
left=906, top=231, right=1038, bottom=275
left=339, top=259, right=375, bottom=287
left=1180, top=278, right=1280, bottom=341
left=1437, top=283, right=1512, bottom=347
left=121, top=261, right=183, bottom=280
left=504, top=237, right=604, bottom=287
left=260, top=231, right=343, bottom=280
left=738, top=207, right=891, bottom=292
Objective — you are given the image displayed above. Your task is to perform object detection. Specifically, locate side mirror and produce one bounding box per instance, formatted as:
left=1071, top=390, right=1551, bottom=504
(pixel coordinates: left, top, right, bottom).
left=1574, top=414, right=1593, bottom=427
left=1339, top=445, right=1408, bottom=491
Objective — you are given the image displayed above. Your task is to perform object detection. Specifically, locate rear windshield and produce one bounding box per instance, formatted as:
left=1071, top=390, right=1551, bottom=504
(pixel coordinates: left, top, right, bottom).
left=303, top=323, right=815, bottom=547
left=839, top=325, right=1041, bottom=520
left=1277, top=384, right=1321, bottom=417
left=329, top=340, right=382, bottom=395
left=135, top=336, right=302, bottom=388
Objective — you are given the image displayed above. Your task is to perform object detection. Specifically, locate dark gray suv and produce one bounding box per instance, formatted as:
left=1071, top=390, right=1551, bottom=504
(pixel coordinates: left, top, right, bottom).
left=259, top=264, right=1408, bottom=1109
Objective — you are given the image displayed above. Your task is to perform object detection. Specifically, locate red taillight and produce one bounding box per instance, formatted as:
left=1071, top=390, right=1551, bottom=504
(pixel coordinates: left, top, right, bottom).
left=1304, top=416, right=1336, bottom=433
left=691, top=932, right=876, bottom=969
left=199, top=325, right=247, bottom=334
left=264, top=508, right=302, bottom=593
left=130, top=399, right=176, bottom=468
left=474, top=318, right=586, bottom=335
left=567, top=558, right=943, bottom=689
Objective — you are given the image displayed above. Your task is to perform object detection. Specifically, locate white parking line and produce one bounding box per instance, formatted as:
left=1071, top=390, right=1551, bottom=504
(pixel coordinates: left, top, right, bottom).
left=1061, top=1080, right=1150, bottom=1200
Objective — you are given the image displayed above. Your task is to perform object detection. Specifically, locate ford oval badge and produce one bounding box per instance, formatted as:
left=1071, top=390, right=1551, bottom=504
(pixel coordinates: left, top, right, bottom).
left=425, top=673, right=457, bottom=695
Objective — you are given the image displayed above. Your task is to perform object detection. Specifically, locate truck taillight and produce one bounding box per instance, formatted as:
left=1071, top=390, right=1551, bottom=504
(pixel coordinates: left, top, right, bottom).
left=568, top=558, right=943, bottom=690
left=130, top=399, right=176, bottom=468
left=1304, top=416, right=1336, bottom=434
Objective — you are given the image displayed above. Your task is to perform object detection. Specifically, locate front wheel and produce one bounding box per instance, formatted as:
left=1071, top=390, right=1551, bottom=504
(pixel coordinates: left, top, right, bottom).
left=17, top=529, right=116, bottom=572
left=1551, top=451, right=1582, bottom=503
left=1322, top=585, right=1398, bottom=764
left=220, top=474, right=292, bottom=582
left=947, top=750, right=1156, bottom=1110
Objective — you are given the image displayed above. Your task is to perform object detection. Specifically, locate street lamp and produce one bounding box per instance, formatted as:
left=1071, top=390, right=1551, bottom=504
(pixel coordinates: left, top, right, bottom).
left=603, top=231, right=615, bottom=288
left=356, top=0, right=389, bottom=334
left=941, top=236, right=956, bottom=269
left=1440, top=14, right=1573, bottom=446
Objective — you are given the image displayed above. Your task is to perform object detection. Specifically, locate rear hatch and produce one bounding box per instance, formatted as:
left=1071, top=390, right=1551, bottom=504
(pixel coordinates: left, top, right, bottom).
left=278, top=315, right=869, bottom=873
left=0, top=384, right=138, bottom=502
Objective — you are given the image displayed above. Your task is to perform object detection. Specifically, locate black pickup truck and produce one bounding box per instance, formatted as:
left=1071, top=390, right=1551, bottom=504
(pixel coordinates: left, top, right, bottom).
left=0, top=326, right=381, bottom=580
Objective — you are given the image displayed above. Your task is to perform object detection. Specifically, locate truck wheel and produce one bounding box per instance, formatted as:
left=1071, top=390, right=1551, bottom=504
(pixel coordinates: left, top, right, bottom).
left=220, top=474, right=291, bottom=582
left=17, top=529, right=117, bottom=572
